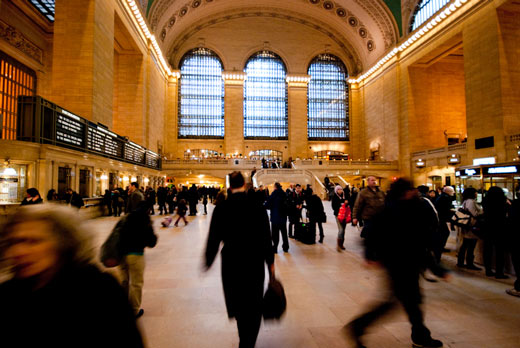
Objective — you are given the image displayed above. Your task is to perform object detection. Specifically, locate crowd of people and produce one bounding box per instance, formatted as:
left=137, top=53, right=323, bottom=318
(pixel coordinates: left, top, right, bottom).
left=2, top=174, right=519, bottom=348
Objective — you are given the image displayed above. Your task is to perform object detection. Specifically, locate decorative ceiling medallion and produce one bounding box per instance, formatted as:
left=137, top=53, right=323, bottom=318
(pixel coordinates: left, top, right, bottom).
left=192, top=0, right=201, bottom=8
left=179, top=6, right=188, bottom=17
left=309, top=0, right=320, bottom=4
left=359, top=27, right=367, bottom=38
left=348, top=17, right=358, bottom=27
left=367, top=40, right=374, bottom=51
left=336, top=8, right=346, bottom=17
left=168, top=17, right=176, bottom=28
left=323, top=1, right=334, bottom=10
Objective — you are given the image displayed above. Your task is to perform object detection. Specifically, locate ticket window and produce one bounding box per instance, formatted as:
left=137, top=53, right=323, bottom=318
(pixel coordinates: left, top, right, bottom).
left=483, top=177, right=516, bottom=200
left=0, top=164, right=27, bottom=203
left=58, top=167, right=71, bottom=199
left=79, top=169, right=90, bottom=197
left=455, top=176, right=483, bottom=203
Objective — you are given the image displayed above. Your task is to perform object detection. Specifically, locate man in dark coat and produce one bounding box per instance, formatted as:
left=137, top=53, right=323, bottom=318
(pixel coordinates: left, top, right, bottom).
left=127, top=182, right=144, bottom=214
left=507, top=187, right=520, bottom=297
left=65, top=188, right=84, bottom=209
left=307, top=193, right=326, bottom=243
left=188, top=184, right=199, bottom=216
left=346, top=179, right=448, bottom=348
left=265, top=182, right=289, bottom=253
left=205, top=171, right=274, bottom=348
left=287, top=184, right=304, bottom=238
left=434, top=186, right=455, bottom=261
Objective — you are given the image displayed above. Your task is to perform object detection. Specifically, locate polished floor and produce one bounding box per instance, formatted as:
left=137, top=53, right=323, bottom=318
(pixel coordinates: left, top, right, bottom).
left=87, top=203, right=520, bottom=348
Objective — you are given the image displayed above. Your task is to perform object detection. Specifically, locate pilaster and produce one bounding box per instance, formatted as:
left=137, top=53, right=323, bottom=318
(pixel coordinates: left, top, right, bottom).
left=287, top=74, right=310, bottom=159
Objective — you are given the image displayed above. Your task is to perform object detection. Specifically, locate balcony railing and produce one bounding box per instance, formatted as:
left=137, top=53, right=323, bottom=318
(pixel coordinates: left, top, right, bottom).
left=17, top=96, right=161, bottom=170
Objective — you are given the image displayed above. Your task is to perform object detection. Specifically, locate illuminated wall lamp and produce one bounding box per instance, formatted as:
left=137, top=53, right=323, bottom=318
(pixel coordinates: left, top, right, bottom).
left=100, top=174, right=108, bottom=180
left=416, top=159, right=426, bottom=168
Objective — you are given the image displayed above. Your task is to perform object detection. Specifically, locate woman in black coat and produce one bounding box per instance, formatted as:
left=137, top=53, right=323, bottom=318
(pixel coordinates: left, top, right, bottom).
left=331, top=185, right=348, bottom=250
left=0, top=205, right=143, bottom=347
left=482, top=186, right=509, bottom=278
left=205, top=172, right=274, bottom=348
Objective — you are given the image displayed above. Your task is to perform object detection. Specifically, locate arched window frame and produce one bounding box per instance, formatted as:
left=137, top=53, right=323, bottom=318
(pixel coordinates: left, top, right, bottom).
left=178, top=47, right=225, bottom=139
left=307, top=54, right=349, bottom=141
left=243, top=51, right=288, bottom=140
left=409, top=0, right=451, bottom=33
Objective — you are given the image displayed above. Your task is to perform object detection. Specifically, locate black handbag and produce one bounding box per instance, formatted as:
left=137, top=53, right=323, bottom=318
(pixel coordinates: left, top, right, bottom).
left=263, top=278, right=287, bottom=320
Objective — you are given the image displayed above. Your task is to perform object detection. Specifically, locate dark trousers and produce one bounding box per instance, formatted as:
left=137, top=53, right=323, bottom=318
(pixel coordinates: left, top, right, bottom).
left=203, top=202, right=207, bottom=214
left=458, top=238, right=478, bottom=266
left=106, top=202, right=112, bottom=216
left=148, top=203, right=155, bottom=215
left=350, top=268, right=431, bottom=344
left=158, top=202, right=167, bottom=215
left=484, top=237, right=506, bottom=275
left=112, top=202, right=122, bottom=216
left=309, top=219, right=324, bottom=239
left=236, top=310, right=262, bottom=348
left=168, top=202, right=175, bottom=214
left=435, top=222, right=451, bottom=262
left=175, top=215, right=188, bottom=225
left=511, top=246, right=520, bottom=291
left=189, top=201, right=197, bottom=215
left=272, top=222, right=289, bottom=252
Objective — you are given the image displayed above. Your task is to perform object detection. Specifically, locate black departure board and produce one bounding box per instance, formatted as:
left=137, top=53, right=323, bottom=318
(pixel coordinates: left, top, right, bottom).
left=125, top=142, right=146, bottom=164
left=56, top=113, right=84, bottom=147
left=87, top=126, right=123, bottom=158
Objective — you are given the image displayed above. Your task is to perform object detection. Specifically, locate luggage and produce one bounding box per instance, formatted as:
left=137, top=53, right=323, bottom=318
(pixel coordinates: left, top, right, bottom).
left=295, top=208, right=315, bottom=244
left=263, top=278, right=287, bottom=320
left=161, top=216, right=172, bottom=227
left=100, top=217, right=125, bottom=268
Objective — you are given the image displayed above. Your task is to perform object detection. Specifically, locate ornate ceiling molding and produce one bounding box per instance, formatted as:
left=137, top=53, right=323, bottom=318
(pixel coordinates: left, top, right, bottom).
left=149, top=0, right=399, bottom=54
left=352, top=0, right=398, bottom=48
left=166, top=9, right=364, bottom=74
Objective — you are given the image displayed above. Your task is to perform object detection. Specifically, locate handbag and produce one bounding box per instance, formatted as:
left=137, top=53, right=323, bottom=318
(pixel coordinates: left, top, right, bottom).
left=100, top=217, right=125, bottom=267
left=263, top=278, right=287, bottom=320
left=451, top=208, right=472, bottom=228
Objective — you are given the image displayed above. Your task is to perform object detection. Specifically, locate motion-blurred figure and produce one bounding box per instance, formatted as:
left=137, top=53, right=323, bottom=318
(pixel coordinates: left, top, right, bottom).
left=0, top=205, right=143, bottom=347
left=205, top=171, right=274, bottom=348
left=346, top=178, right=448, bottom=348
left=21, top=188, right=43, bottom=205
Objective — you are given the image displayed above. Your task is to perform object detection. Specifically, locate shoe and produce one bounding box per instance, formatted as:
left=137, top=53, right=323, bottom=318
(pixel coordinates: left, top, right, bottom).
left=495, top=274, right=509, bottom=280
left=342, top=323, right=366, bottom=348
left=412, top=338, right=443, bottom=347
left=465, top=264, right=482, bottom=271
left=136, top=309, right=144, bottom=319
left=289, top=235, right=294, bottom=239
left=283, top=248, right=289, bottom=253
left=456, top=263, right=465, bottom=268
left=337, top=238, right=346, bottom=251
left=174, top=224, right=178, bottom=227
left=318, top=236, right=324, bottom=243
left=506, top=288, right=520, bottom=297
left=486, top=271, right=496, bottom=277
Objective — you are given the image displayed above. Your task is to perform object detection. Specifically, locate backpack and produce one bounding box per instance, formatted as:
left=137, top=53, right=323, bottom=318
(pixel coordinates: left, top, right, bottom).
left=451, top=208, right=472, bottom=228
left=337, top=203, right=351, bottom=224
left=100, top=217, right=125, bottom=267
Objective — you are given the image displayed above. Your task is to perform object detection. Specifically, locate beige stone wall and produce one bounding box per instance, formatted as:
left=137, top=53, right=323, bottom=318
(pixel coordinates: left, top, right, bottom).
left=408, top=57, right=467, bottom=151
left=145, top=53, right=167, bottom=152
left=223, top=82, right=245, bottom=156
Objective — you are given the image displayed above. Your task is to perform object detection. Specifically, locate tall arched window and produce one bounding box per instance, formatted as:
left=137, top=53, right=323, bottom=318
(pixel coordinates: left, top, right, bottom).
left=307, top=54, right=349, bottom=140
left=178, top=48, right=224, bottom=139
left=410, top=0, right=450, bottom=32
left=244, top=51, right=287, bottom=139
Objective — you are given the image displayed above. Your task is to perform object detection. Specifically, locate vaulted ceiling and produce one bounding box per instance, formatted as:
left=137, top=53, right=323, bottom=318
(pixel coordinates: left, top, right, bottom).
left=144, top=0, right=409, bottom=73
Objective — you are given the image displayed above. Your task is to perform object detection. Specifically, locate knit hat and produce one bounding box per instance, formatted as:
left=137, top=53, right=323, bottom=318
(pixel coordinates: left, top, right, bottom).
left=334, top=185, right=343, bottom=194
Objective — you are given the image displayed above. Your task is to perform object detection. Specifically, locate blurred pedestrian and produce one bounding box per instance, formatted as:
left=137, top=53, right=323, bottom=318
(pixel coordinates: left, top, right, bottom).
left=265, top=182, right=289, bottom=253
left=457, top=188, right=483, bottom=270
left=346, top=179, right=448, bottom=348
left=175, top=199, right=188, bottom=226
left=307, top=193, right=326, bottom=243
left=205, top=171, right=274, bottom=348
left=0, top=205, right=143, bottom=347
left=482, top=186, right=509, bottom=278
left=127, top=182, right=144, bottom=214
left=332, top=185, right=348, bottom=250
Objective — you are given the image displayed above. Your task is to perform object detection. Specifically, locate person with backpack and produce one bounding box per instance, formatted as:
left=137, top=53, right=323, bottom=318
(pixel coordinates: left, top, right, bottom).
left=174, top=199, right=188, bottom=226
left=332, top=185, right=349, bottom=251
left=457, top=188, right=483, bottom=270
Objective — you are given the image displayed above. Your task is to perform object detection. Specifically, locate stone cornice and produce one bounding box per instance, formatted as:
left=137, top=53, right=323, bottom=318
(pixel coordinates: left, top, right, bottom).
left=0, top=19, right=43, bottom=64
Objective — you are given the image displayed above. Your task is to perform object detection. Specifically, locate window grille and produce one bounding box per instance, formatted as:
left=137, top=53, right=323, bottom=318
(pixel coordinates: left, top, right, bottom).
left=0, top=51, right=36, bottom=140
left=244, top=51, right=288, bottom=139
left=184, top=149, right=220, bottom=160
left=307, top=54, right=349, bottom=141
left=410, top=0, right=450, bottom=32
left=178, top=48, right=224, bottom=139
left=29, top=0, right=55, bottom=22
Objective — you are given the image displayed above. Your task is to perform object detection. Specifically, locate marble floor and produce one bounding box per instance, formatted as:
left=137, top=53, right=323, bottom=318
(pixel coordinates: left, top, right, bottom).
left=87, top=203, right=520, bottom=348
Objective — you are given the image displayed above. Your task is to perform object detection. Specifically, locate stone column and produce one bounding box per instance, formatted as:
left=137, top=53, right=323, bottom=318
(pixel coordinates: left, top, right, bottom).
left=223, top=72, right=246, bottom=156
left=164, top=71, right=180, bottom=158
left=287, top=74, right=310, bottom=159
left=51, top=0, right=114, bottom=126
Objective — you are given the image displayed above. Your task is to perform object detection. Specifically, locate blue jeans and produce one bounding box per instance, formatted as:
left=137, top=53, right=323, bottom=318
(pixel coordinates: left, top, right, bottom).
left=336, top=216, right=346, bottom=240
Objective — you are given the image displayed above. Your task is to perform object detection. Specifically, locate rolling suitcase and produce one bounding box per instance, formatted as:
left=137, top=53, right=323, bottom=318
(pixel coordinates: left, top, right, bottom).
left=295, top=208, right=315, bottom=245
left=161, top=216, right=172, bottom=227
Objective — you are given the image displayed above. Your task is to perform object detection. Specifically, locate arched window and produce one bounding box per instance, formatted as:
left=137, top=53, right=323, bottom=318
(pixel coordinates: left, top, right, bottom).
left=178, top=48, right=224, bottom=139
left=244, top=51, right=287, bottom=139
left=307, top=54, right=349, bottom=140
left=410, top=0, right=450, bottom=32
